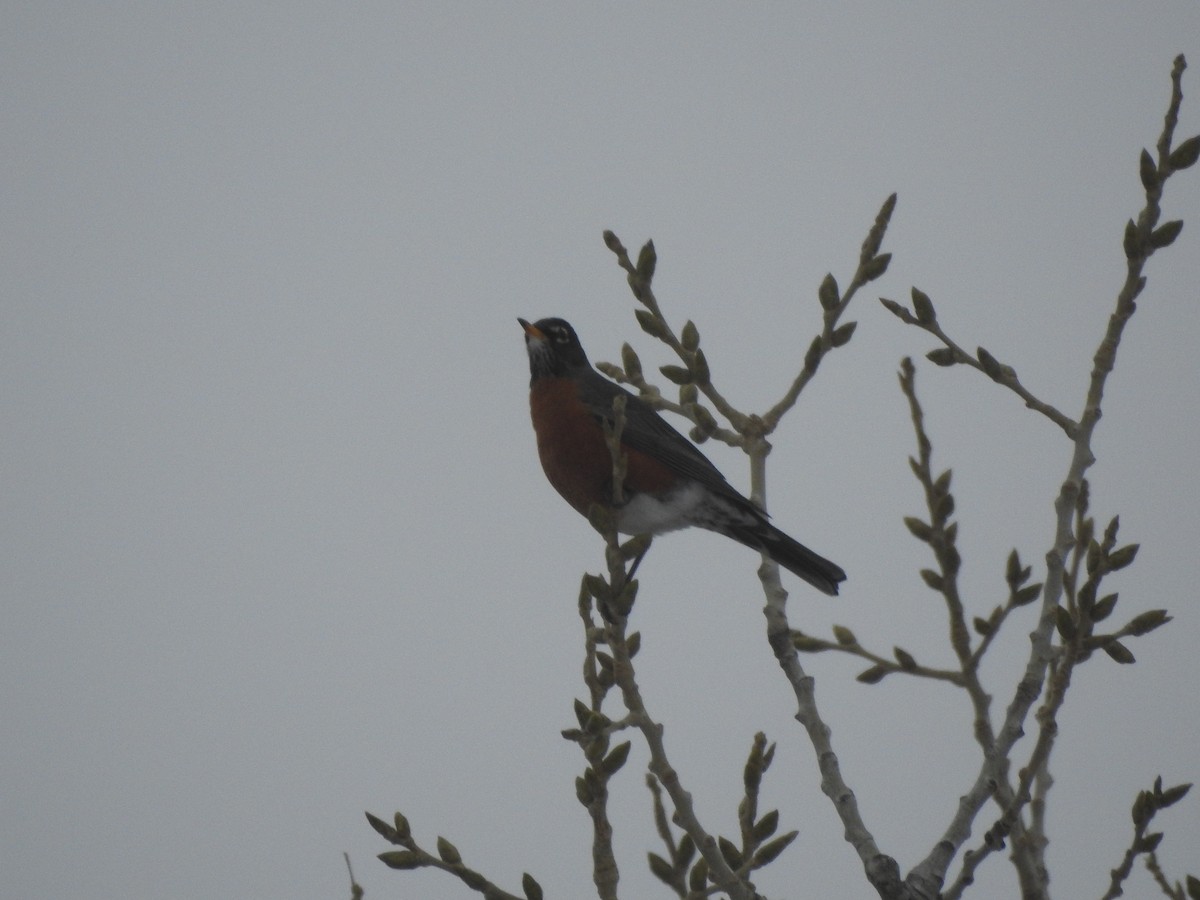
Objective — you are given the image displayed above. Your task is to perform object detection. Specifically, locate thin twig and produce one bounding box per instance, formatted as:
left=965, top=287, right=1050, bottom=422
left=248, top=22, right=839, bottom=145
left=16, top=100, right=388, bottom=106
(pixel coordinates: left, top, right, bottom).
left=593, top=393, right=760, bottom=900
left=603, top=233, right=751, bottom=433
left=791, top=628, right=966, bottom=687
left=763, top=194, right=897, bottom=431
left=915, top=53, right=1193, bottom=900
left=880, top=307, right=1080, bottom=439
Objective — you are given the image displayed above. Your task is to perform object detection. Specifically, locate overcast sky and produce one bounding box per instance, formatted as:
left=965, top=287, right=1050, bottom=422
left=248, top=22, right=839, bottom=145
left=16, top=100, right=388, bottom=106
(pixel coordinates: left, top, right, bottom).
left=4, top=4, right=1199, bottom=899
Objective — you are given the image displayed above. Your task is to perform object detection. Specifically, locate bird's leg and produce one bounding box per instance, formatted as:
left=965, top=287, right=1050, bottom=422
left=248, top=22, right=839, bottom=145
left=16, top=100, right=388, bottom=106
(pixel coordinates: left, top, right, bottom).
left=624, top=539, right=649, bottom=583
left=596, top=536, right=650, bottom=624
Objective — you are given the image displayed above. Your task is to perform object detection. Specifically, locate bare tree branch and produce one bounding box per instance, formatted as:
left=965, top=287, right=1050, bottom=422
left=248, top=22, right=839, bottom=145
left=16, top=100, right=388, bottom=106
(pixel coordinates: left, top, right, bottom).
left=917, top=52, right=1195, bottom=900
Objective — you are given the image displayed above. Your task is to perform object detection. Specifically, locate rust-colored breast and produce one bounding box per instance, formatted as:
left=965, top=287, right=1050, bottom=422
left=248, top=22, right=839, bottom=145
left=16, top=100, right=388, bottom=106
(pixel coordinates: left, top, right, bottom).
left=529, top=378, right=678, bottom=516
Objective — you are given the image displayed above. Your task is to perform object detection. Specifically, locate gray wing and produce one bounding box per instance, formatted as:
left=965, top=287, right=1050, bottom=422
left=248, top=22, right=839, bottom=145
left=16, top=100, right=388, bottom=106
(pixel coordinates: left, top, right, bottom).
left=578, top=371, right=764, bottom=517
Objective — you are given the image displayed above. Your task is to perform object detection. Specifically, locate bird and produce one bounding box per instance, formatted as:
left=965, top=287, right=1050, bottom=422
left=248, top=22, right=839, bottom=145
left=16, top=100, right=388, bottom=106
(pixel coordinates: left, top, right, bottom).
left=518, top=317, right=846, bottom=595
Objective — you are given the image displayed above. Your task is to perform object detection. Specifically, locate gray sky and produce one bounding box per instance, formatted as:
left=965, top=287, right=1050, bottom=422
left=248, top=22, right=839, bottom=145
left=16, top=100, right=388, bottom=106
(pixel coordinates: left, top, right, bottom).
left=4, top=4, right=1199, bottom=898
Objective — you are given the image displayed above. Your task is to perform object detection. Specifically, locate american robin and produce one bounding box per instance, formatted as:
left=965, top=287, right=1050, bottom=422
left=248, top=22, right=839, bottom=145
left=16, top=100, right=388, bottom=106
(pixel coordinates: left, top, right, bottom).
left=519, top=317, right=846, bottom=595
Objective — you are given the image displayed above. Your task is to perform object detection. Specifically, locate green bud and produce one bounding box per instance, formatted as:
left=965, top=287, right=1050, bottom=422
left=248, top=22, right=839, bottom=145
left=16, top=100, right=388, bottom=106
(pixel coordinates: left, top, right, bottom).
left=436, top=837, right=462, bottom=865
left=1092, top=593, right=1118, bottom=622
left=1125, top=609, right=1170, bottom=636
left=601, top=740, right=631, bottom=775
left=1055, top=606, right=1077, bottom=640
left=1168, top=134, right=1200, bottom=170
left=751, top=830, right=798, bottom=867
left=1103, top=639, right=1135, bottom=664
left=594, top=362, right=625, bottom=381
left=677, top=833, right=696, bottom=867
left=1013, top=584, right=1042, bottom=607
left=573, top=698, right=593, bottom=729
left=857, top=664, right=888, bottom=684
left=575, top=775, right=594, bottom=805
left=626, top=630, right=641, bottom=657
left=691, top=404, right=717, bottom=435
left=688, top=859, right=708, bottom=892
left=390, top=813, right=412, bottom=843
left=1138, top=832, right=1164, bottom=853
left=818, top=273, right=840, bottom=310
left=636, top=240, right=657, bottom=282
left=1131, top=790, right=1152, bottom=825
left=830, top=321, right=857, bottom=347
left=582, top=573, right=610, bottom=603
left=1123, top=219, right=1141, bottom=259
left=378, top=850, right=423, bottom=870
left=635, top=308, right=667, bottom=339
left=1157, top=782, right=1192, bottom=808
left=791, top=632, right=824, bottom=652
left=904, top=517, right=933, bottom=542
left=1006, top=549, right=1022, bottom=588
left=879, top=297, right=913, bottom=323
left=718, top=836, right=743, bottom=869
left=752, top=809, right=780, bottom=841
left=583, top=733, right=610, bottom=766
left=659, top=364, right=692, bottom=385
left=648, top=852, right=674, bottom=885
left=1150, top=220, right=1183, bottom=249
left=862, top=252, right=891, bottom=282
left=365, top=811, right=399, bottom=843
left=1139, top=148, right=1159, bottom=190
left=934, top=469, right=953, bottom=494
left=911, top=287, right=936, bottom=324
left=1107, top=543, right=1139, bottom=571
left=1103, top=515, right=1120, bottom=549
left=861, top=193, right=897, bottom=262
left=621, top=343, right=643, bottom=379
left=522, top=872, right=544, bottom=900
left=976, top=347, right=1006, bottom=381
left=1079, top=581, right=1096, bottom=615
left=396, top=816, right=415, bottom=844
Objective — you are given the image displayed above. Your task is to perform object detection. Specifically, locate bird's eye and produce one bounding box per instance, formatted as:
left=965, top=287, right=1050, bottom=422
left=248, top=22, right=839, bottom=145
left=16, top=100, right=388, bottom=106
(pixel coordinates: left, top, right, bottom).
left=553, top=328, right=570, bottom=343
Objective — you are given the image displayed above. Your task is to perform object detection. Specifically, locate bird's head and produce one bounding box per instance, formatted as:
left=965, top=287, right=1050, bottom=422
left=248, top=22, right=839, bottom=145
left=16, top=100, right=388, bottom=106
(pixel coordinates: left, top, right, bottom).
left=518, top=317, right=591, bottom=379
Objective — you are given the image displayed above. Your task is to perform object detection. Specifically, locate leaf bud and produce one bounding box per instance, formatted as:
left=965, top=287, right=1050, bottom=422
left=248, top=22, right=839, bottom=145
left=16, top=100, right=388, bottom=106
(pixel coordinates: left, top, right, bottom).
left=911, top=287, right=936, bottom=324
left=818, top=273, right=840, bottom=310
left=1168, top=134, right=1200, bottom=170
left=680, top=319, right=700, bottom=351
left=636, top=240, right=657, bottom=282
left=1139, top=148, right=1159, bottom=190
left=621, top=343, right=643, bottom=379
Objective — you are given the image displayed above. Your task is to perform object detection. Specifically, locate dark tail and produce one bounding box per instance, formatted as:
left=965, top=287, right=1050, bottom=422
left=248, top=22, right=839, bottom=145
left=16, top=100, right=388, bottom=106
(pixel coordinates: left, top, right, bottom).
left=725, top=520, right=846, bottom=596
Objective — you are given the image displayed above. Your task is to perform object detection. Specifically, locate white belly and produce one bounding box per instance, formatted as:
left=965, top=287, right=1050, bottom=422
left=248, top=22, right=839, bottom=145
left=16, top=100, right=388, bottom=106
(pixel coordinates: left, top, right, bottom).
left=613, top=482, right=709, bottom=535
